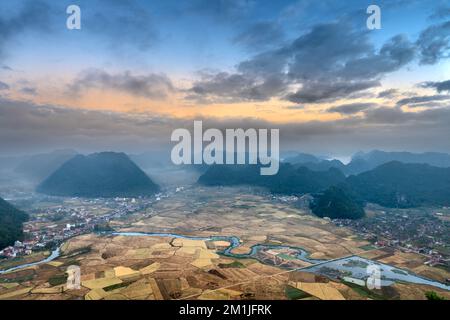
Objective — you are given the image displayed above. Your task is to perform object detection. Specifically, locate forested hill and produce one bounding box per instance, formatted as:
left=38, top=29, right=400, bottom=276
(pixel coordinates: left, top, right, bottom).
left=0, top=197, right=28, bottom=249
left=198, top=163, right=346, bottom=194
left=37, top=152, right=159, bottom=198
left=345, top=161, right=450, bottom=208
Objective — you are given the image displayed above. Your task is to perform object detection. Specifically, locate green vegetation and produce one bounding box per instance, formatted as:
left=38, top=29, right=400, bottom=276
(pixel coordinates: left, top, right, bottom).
left=425, top=291, right=446, bottom=300
left=104, top=282, right=130, bottom=292
left=342, top=281, right=386, bottom=300
left=62, top=259, right=81, bottom=267
left=359, top=245, right=377, bottom=251
left=284, top=285, right=310, bottom=300
left=63, top=246, right=92, bottom=258
left=0, top=251, right=49, bottom=270
left=37, top=152, right=159, bottom=198
left=48, top=274, right=68, bottom=286
left=277, top=253, right=297, bottom=261
left=94, top=223, right=115, bottom=232
left=391, top=269, right=408, bottom=275
left=218, top=261, right=245, bottom=268
left=311, top=186, right=365, bottom=220
left=198, top=163, right=345, bottom=195
left=346, top=161, right=450, bottom=208
left=0, top=197, right=29, bottom=249
left=199, top=160, right=450, bottom=214
left=0, top=273, right=34, bottom=283
left=342, top=260, right=370, bottom=268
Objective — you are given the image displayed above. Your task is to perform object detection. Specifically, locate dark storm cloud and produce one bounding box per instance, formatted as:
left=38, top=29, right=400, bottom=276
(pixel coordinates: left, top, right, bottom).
left=416, top=20, right=450, bottom=65
left=233, top=21, right=285, bottom=51
left=69, top=69, right=175, bottom=99
left=396, top=95, right=450, bottom=106
left=420, top=80, right=450, bottom=93
left=189, top=21, right=418, bottom=104
left=327, top=103, right=377, bottom=115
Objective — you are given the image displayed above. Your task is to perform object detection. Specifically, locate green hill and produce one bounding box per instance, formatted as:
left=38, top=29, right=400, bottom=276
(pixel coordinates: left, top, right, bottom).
left=198, top=163, right=345, bottom=195
left=310, top=186, right=365, bottom=220
left=0, top=197, right=29, bottom=249
left=346, top=161, right=450, bottom=208
left=37, top=152, right=159, bottom=198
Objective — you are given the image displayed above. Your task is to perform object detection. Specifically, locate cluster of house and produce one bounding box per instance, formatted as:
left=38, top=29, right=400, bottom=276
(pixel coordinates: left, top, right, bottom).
left=0, top=240, right=40, bottom=258
left=0, top=223, right=84, bottom=259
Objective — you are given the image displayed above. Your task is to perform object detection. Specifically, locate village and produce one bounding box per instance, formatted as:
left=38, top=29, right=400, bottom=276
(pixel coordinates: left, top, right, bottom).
left=0, top=191, right=171, bottom=260
left=331, top=205, right=450, bottom=274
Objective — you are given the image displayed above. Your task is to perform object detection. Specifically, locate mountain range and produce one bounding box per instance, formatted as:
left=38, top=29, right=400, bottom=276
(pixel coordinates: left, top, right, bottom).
left=198, top=159, right=450, bottom=218
left=198, top=163, right=346, bottom=195
left=284, top=150, right=450, bottom=175
left=345, top=161, right=450, bottom=208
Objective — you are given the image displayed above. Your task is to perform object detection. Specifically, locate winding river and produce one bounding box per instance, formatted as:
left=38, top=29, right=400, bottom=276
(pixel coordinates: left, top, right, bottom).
left=1, top=232, right=449, bottom=291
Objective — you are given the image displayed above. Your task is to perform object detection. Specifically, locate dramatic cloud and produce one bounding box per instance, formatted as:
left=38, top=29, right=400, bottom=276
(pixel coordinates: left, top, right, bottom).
left=0, top=97, right=177, bottom=154
left=416, top=20, right=450, bottom=65
left=338, top=35, right=416, bottom=79
left=189, top=21, right=418, bottom=104
left=70, top=69, right=175, bottom=99
left=287, top=81, right=381, bottom=104
left=396, top=95, right=450, bottom=106
left=2, top=96, right=450, bottom=156
left=189, top=71, right=287, bottom=103
left=420, top=80, right=450, bottom=93
left=377, top=89, right=400, bottom=99
left=327, top=103, right=376, bottom=115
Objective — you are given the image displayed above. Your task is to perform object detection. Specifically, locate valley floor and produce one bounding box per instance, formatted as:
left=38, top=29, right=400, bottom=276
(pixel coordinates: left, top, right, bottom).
left=0, top=186, right=449, bottom=300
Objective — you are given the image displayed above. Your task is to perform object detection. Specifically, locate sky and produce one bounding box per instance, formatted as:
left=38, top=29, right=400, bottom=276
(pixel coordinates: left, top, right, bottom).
left=0, top=0, right=450, bottom=158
